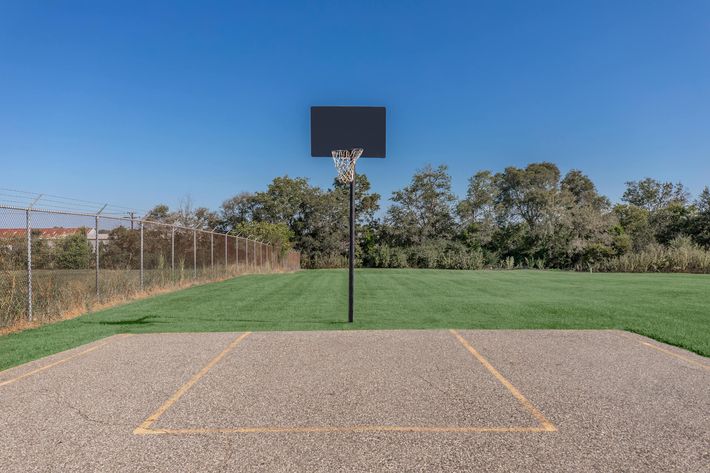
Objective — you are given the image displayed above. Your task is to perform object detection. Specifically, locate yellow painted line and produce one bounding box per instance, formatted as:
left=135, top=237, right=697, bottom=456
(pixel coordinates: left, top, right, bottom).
left=616, top=331, right=709, bottom=370
left=137, top=425, right=551, bottom=435
left=0, top=334, right=132, bottom=388
left=135, top=330, right=554, bottom=436
left=134, top=332, right=251, bottom=435
left=638, top=341, right=709, bottom=369
left=449, top=330, right=557, bottom=432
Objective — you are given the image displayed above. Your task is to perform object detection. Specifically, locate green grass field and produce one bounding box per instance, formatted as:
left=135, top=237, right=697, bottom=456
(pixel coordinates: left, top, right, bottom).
left=1, top=269, right=709, bottom=371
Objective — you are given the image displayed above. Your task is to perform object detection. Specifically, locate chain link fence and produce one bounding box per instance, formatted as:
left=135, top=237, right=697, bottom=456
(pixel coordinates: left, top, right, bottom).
left=0, top=203, right=300, bottom=327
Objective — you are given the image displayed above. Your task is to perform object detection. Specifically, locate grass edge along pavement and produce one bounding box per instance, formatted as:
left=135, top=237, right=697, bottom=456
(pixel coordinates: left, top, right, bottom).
left=1, top=269, right=709, bottom=372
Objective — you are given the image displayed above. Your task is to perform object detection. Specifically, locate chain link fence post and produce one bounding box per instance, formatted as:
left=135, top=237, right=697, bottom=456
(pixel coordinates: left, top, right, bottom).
left=140, top=220, right=144, bottom=291
left=94, top=205, right=106, bottom=298
left=171, top=226, right=175, bottom=276
left=224, top=233, right=228, bottom=273
left=193, top=229, right=197, bottom=279
left=26, top=208, right=32, bottom=322
left=210, top=232, right=214, bottom=273
left=95, top=215, right=100, bottom=297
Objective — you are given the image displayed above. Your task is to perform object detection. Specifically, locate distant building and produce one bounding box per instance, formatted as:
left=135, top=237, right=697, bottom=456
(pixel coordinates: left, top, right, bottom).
left=0, top=227, right=109, bottom=251
left=85, top=228, right=110, bottom=251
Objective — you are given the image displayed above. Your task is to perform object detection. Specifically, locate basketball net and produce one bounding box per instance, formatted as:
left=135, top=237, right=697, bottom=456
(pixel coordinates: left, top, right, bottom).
left=332, top=148, right=363, bottom=184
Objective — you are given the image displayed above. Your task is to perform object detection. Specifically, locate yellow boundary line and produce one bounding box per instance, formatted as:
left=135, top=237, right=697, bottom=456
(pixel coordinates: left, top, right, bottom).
left=139, top=425, right=553, bottom=435
left=134, top=332, right=252, bottom=435
left=616, top=331, right=709, bottom=370
left=449, top=329, right=557, bottom=432
left=0, top=334, right=132, bottom=388
left=135, top=330, right=556, bottom=435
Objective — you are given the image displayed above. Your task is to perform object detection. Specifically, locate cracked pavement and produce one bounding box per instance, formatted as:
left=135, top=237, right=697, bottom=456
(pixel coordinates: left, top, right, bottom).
left=0, top=330, right=708, bottom=472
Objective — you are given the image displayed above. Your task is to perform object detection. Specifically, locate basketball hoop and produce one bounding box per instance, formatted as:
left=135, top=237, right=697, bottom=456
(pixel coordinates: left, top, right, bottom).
left=311, top=106, right=386, bottom=323
left=332, top=148, right=363, bottom=184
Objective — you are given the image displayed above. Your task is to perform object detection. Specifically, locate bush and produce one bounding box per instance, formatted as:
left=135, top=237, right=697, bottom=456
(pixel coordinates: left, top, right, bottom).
left=54, top=232, right=93, bottom=270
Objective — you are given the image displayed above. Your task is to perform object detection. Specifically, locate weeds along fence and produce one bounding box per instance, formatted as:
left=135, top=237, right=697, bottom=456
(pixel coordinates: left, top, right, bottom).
left=0, top=204, right=300, bottom=327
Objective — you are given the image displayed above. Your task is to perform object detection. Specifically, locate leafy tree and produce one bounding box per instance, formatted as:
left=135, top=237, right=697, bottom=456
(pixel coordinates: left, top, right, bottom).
left=221, top=193, right=257, bottom=229
left=651, top=201, right=692, bottom=245
left=54, top=231, right=93, bottom=269
left=386, top=164, right=457, bottom=246
left=100, top=227, right=140, bottom=269
left=332, top=174, right=381, bottom=227
left=127, top=165, right=710, bottom=271
left=234, top=221, right=293, bottom=255
left=613, top=204, right=654, bottom=251
left=559, top=170, right=615, bottom=267
left=495, top=162, right=560, bottom=228
left=144, top=204, right=174, bottom=223
left=622, top=178, right=688, bottom=211
left=691, top=187, right=710, bottom=248
left=561, top=170, right=610, bottom=210
left=457, top=171, right=498, bottom=248
left=491, top=162, right=568, bottom=263
left=252, top=176, right=314, bottom=229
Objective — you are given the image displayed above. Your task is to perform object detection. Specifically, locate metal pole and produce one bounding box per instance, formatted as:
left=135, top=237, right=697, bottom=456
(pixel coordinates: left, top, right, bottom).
left=140, top=220, right=144, bottom=291
left=224, top=234, right=228, bottom=270
left=211, top=232, right=214, bottom=272
left=25, top=194, right=41, bottom=322
left=193, top=230, right=197, bottom=278
left=244, top=237, right=248, bottom=270
left=171, top=227, right=175, bottom=275
left=235, top=236, right=239, bottom=271
left=95, top=204, right=106, bottom=298
left=348, top=175, right=355, bottom=323
left=26, top=209, right=32, bottom=322
left=95, top=215, right=99, bottom=296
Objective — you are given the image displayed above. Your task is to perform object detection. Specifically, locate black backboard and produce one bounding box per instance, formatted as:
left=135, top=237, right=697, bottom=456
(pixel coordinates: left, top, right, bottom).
left=310, top=106, right=386, bottom=158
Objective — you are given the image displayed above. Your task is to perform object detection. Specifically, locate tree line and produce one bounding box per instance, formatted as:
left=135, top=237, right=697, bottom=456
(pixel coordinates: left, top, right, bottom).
left=146, top=162, right=710, bottom=273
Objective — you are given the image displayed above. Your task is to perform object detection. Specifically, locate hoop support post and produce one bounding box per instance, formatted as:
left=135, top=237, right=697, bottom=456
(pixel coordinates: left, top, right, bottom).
left=331, top=149, right=362, bottom=323
left=348, top=173, right=355, bottom=323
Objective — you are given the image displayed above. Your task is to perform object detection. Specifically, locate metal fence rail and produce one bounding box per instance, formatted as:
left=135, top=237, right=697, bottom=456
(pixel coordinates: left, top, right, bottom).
left=0, top=203, right=300, bottom=327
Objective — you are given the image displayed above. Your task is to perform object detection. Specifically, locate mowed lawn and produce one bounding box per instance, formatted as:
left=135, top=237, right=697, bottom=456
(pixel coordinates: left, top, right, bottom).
left=1, top=269, right=709, bottom=371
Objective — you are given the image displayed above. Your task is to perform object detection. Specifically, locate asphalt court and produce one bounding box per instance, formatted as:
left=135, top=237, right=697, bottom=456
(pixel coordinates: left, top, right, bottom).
left=0, top=329, right=708, bottom=472
left=136, top=330, right=554, bottom=434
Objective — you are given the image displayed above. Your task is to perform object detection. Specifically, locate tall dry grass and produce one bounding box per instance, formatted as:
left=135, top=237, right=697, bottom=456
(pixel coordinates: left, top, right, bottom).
left=1, top=260, right=297, bottom=329
left=597, top=237, right=710, bottom=273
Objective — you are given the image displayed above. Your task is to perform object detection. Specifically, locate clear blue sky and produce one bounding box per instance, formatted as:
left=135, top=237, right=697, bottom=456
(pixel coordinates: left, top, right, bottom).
left=1, top=1, right=708, bottom=214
